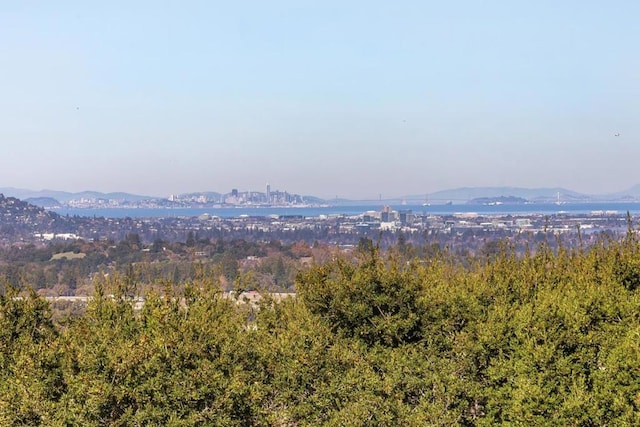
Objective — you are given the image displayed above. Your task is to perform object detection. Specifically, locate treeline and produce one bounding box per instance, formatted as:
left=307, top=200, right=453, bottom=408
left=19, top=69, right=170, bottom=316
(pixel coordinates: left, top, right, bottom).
left=1, top=232, right=640, bottom=425
left=0, top=236, right=324, bottom=295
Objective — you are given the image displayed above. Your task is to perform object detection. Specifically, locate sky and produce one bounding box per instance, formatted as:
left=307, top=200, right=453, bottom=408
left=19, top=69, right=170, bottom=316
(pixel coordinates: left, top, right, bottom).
left=1, top=1, right=639, bottom=199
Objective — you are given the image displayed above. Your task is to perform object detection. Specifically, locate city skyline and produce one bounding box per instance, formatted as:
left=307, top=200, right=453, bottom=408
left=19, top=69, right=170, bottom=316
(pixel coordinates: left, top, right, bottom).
left=2, top=1, right=638, bottom=199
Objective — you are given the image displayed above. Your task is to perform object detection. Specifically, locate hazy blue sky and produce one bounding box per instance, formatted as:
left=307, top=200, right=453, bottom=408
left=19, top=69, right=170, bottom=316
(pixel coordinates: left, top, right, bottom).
left=1, top=1, right=638, bottom=199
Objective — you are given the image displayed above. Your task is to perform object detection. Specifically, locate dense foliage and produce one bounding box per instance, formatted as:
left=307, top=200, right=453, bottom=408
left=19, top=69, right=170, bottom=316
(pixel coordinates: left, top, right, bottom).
left=2, top=232, right=640, bottom=425
left=0, top=237, right=309, bottom=295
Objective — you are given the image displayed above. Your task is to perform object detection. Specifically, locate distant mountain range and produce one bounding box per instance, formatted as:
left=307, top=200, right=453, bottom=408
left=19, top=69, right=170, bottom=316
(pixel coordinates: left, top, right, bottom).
left=403, top=186, right=640, bottom=204
left=2, top=186, right=640, bottom=206
left=0, top=187, right=152, bottom=203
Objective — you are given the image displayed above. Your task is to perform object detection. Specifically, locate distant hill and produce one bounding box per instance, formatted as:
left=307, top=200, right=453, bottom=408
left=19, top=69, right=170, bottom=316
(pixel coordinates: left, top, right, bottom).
left=602, top=184, right=640, bottom=200
left=405, top=187, right=593, bottom=204
left=25, top=197, right=62, bottom=208
left=0, top=194, right=74, bottom=240
left=302, top=195, right=327, bottom=205
left=0, top=188, right=155, bottom=203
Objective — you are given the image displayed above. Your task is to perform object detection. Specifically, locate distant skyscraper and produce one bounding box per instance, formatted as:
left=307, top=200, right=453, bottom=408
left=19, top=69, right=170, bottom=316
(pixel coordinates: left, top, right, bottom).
left=399, top=210, right=412, bottom=225
left=266, top=183, right=271, bottom=203
left=231, top=189, right=238, bottom=198
left=381, top=205, right=391, bottom=222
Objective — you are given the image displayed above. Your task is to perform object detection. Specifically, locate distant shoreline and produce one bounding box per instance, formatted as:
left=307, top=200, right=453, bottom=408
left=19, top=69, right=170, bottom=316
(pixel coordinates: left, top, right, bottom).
left=49, top=202, right=640, bottom=219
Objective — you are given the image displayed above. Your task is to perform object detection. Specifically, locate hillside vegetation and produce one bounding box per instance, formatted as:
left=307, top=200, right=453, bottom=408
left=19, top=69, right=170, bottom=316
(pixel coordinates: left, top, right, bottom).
left=1, top=232, right=640, bottom=425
